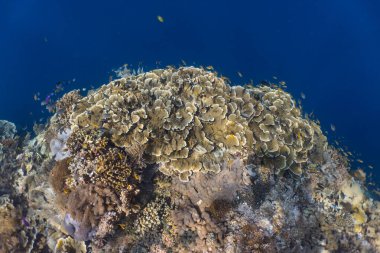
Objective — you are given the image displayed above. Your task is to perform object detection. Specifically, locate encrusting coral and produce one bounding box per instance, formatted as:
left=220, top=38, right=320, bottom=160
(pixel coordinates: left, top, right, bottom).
left=0, top=66, right=379, bottom=252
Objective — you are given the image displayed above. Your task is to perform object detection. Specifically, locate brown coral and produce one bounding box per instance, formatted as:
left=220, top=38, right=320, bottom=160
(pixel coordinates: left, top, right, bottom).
left=62, top=67, right=326, bottom=182
left=63, top=183, right=122, bottom=241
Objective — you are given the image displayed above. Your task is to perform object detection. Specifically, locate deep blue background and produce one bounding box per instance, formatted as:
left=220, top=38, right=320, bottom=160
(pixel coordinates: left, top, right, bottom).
left=1, top=0, right=379, bottom=185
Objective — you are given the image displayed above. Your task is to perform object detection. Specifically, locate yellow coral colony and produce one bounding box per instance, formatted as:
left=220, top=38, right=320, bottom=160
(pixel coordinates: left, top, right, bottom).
left=61, top=66, right=326, bottom=182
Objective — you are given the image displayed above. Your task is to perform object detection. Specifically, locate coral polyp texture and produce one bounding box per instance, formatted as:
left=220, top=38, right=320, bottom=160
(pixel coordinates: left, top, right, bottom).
left=0, top=67, right=379, bottom=252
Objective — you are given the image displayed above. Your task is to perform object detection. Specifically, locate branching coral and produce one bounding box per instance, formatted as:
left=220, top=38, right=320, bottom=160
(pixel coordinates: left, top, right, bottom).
left=54, top=236, right=86, bottom=253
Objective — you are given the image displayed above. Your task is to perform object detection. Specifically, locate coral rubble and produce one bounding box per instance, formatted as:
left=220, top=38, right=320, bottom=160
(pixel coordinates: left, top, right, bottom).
left=0, top=67, right=379, bottom=252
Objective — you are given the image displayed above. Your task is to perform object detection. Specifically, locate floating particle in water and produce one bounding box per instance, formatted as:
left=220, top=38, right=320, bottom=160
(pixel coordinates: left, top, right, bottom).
left=237, top=71, right=243, bottom=77
left=157, top=15, right=164, bottom=23
left=330, top=124, right=336, bottom=132
left=300, top=92, right=306, bottom=99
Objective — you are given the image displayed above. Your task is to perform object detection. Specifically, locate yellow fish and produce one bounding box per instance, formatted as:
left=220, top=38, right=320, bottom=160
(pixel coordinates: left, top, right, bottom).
left=157, top=15, right=164, bottom=23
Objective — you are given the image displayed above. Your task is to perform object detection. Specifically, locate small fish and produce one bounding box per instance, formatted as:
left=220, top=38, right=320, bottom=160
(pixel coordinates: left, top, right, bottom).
left=41, top=93, right=54, bottom=106
left=206, top=66, right=214, bottom=70
left=368, top=165, right=374, bottom=169
left=237, top=71, right=243, bottom=78
left=272, top=76, right=278, bottom=80
left=330, top=124, right=336, bottom=132
left=54, top=82, right=64, bottom=93
left=357, top=159, right=364, bottom=164
left=300, top=92, right=306, bottom=99
left=22, top=217, right=30, bottom=227
left=279, top=81, right=286, bottom=86
left=181, top=59, right=187, bottom=66
left=157, top=15, right=164, bottom=23
left=33, top=94, right=40, bottom=101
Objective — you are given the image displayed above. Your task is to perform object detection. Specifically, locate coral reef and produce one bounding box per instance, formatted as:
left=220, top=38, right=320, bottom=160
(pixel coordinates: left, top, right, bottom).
left=64, top=67, right=326, bottom=182
left=50, top=128, right=72, bottom=161
left=0, top=120, right=16, bottom=140
left=0, top=66, right=379, bottom=252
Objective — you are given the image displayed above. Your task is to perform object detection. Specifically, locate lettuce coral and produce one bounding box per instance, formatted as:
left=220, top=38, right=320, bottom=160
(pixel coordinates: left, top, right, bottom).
left=59, top=66, right=326, bottom=183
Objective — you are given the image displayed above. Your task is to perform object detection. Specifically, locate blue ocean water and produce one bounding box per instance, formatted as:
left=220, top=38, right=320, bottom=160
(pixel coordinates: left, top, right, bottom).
left=0, top=0, right=379, bottom=185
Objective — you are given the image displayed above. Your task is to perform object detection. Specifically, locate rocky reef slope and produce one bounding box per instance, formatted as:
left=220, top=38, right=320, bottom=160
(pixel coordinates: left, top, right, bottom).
left=0, top=67, right=379, bottom=252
